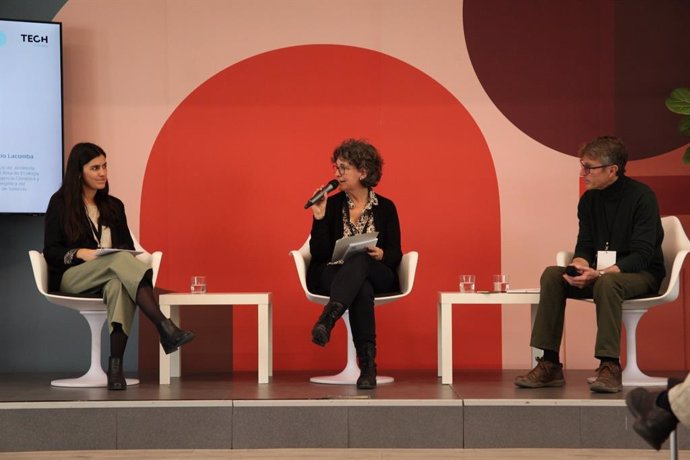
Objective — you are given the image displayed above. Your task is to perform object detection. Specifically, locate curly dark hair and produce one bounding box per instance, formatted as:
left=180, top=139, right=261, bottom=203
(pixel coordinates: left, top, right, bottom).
left=331, top=139, right=383, bottom=187
left=578, top=136, right=627, bottom=176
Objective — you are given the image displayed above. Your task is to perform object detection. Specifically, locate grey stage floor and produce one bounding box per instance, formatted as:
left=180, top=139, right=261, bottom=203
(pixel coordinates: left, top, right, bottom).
left=0, top=369, right=668, bottom=402
left=1, top=369, right=687, bottom=452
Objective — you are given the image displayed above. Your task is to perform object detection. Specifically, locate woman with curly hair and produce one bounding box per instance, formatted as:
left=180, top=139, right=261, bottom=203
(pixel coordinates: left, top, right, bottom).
left=306, top=139, right=402, bottom=389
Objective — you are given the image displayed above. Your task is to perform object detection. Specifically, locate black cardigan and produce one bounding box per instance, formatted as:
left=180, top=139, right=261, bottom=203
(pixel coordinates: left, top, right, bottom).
left=573, top=175, right=665, bottom=282
left=43, top=191, right=134, bottom=292
left=306, top=191, right=402, bottom=291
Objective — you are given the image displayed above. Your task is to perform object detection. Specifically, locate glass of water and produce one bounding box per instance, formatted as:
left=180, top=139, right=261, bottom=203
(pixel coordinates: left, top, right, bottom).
left=492, top=274, right=509, bottom=292
left=460, top=275, right=476, bottom=292
left=190, top=276, right=206, bottom=294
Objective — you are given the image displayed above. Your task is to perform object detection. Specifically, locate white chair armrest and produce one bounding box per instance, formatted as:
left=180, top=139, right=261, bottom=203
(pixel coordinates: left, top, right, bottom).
left=398, top=251, right=419, bottom=296
left=289, top=249, right=311, bottom=295
left=28, top=250, right=50, bottom=295
left=149, top=251, right=163, bottom=287
left=556, top=251, right=573, bottom=267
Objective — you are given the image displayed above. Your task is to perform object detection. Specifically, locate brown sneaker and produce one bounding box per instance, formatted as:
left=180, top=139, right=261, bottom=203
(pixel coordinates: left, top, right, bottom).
left=514, top=357, right=565, bottom=388
left=590, top=361, right=622, bottom=393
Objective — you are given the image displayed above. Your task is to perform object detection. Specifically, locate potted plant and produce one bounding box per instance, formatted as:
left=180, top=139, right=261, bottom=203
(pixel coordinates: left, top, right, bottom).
left=665, top=87, right=690, bottom=164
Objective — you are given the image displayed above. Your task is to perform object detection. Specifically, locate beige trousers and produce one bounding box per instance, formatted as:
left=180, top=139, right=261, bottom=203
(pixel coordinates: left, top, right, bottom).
left=669, top=374, right=690, bottom=427
left=60, top=252, right=150, bottom=336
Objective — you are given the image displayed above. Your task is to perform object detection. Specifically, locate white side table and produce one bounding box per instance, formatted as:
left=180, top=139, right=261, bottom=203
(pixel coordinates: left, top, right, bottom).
left=437, top=290, right=540, bottom=384
left=158, top=292, right=273, bottom=384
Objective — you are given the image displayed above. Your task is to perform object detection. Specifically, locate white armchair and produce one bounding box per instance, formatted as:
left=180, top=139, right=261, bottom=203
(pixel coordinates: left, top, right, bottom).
left=557, top=216, right=690, bottom=386
left=290, top=238, right=418, bottom=385
left=28, top=232, right=162, bottom=387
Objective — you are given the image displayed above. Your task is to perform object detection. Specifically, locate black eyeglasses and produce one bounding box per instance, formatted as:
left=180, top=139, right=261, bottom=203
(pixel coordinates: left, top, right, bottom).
left=580, top=160, right=611, bottom=175
left=332, top=163, right=352, bottom=175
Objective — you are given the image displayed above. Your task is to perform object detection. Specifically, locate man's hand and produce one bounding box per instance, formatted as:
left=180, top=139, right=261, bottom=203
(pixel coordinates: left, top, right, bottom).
left=563, top=265, right=599, bottom=288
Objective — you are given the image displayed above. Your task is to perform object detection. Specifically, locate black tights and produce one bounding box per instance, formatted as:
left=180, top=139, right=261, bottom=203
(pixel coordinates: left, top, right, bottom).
left=135, top=276, right=165, bottom=325
left=110, top=323, right=128, bottom=359
left=109, top=275, right=165, bottom=358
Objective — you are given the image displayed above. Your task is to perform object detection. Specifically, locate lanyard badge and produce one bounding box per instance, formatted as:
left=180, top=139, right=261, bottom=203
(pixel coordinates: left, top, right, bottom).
left=596, top=243, right=616, bottom=271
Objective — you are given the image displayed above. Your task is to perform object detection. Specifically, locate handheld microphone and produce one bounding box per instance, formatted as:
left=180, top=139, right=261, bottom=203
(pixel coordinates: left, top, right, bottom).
left=304, top=179, right=339, bottom=209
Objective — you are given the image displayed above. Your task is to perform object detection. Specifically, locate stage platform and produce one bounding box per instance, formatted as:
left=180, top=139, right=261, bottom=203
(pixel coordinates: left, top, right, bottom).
left=0, top=369, right=687, bottom=452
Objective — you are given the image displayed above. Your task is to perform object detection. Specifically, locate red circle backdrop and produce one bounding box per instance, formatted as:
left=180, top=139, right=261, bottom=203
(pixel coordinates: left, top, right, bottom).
left=141, top=45, right=502, bottom=372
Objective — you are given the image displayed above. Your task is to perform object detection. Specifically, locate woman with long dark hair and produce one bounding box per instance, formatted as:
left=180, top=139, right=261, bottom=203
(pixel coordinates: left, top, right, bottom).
left=44, top=142, right=195, bottom=390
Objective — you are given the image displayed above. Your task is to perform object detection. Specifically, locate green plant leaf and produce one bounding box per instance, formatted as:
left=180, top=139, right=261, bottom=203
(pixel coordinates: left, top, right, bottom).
left=666, top=88, right=690, bottom=115
left=684, top=146, right=690, bottom=165
left=679, top=115, right=690, bottom=136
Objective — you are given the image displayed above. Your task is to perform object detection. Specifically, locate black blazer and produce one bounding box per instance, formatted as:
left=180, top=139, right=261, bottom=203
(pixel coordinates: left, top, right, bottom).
left=43, top=191, right=134, bottom=292
left=307, top=191, right=402, bottom=291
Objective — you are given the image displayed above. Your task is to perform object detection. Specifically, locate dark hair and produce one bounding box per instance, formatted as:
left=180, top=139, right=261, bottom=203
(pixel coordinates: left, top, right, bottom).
left=60, top=142, right=119, bottom=242
left=578, top=136, right=627, bottom=176
left=331, top=139, right=383, bottom=187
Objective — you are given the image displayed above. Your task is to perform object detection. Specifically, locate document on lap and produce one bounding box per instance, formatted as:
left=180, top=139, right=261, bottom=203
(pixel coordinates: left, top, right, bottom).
left=94, top=248, right=143, bottom=257
left=331, top=232, right=379, bottom=262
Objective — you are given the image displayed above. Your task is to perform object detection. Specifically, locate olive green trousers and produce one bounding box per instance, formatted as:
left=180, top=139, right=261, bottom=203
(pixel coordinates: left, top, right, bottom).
left=530, top=266, right=659, bottom=359
left=60, top=251, right=150, bottom=336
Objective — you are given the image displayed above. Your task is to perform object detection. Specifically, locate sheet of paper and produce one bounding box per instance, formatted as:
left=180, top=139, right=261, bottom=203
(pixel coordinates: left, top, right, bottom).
left=331, top=232, right=379, bottom=262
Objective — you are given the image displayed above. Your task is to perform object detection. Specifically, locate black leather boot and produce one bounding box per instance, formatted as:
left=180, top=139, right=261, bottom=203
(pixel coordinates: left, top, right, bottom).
left=311, top=301, right=347, bottom=346
left=156, top=318, right=196, bottom=354
left=107, top=356, right=126, bottom=390
left=356, top=341, right=377, bottom=389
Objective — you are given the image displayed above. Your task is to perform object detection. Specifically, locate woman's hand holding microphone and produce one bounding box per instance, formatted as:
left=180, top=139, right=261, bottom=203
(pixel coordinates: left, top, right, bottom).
left=311, top=186, right=327, bottom=220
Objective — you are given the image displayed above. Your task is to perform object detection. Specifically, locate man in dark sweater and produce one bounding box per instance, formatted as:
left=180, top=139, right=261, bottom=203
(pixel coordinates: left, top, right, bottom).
left=515, top=136, right=665, bottom=393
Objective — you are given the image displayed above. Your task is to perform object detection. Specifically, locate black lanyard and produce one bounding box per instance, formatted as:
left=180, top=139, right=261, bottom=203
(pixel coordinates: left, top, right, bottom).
left=601, top=181, right=626, bottom=251
left=87, top=215, right=102, bottom=247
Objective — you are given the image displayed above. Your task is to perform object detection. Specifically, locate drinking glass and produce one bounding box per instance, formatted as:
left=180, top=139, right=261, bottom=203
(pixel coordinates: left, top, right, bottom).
left=190, top=275, right=207, bottom=294
left=492, top=274, right=509, bottom=292
left=460, top=275, right=476, bottom=293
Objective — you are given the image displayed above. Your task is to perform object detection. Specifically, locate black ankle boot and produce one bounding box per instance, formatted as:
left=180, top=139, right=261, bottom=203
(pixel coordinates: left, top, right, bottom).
left=311, top=301, right=347, bottom=346
left=156, top=318, right=196, bottom=354
left=107, top=356, right=126, bottom=390
left=356, top=341, right=377, bottom=389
